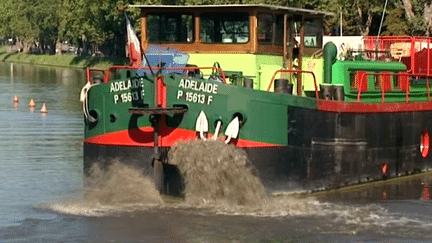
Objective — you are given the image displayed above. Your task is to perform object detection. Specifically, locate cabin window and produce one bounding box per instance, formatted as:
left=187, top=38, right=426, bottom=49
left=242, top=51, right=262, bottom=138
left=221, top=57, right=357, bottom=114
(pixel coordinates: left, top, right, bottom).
left=304, top=18, right=323, bottom=48
left=147, top=14, right=194, bottom=43
left=293, top=18, right=302, bottom=47
left=200, top=13, right=249, bottom=43
left=258, top=14, right=273, bottom=44
left=275, top=15, right=284, bottom=46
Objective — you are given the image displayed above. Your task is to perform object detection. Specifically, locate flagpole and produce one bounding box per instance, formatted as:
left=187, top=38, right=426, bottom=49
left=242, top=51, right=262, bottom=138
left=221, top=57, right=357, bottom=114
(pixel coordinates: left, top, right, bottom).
left=340, top=9, right=343, bottom=36
left=124, top=13, right=155, bottom=76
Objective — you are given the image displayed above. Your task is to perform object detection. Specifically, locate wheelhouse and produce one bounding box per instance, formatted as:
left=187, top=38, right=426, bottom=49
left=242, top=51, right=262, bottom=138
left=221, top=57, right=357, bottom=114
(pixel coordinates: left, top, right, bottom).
left=133, top=4, right=331, bottom=94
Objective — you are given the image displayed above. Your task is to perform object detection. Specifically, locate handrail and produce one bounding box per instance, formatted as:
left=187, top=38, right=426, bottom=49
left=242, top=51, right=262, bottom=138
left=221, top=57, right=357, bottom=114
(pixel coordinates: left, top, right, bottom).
left=363, top=36, right=432, bottom=77
left=355, top=72, right=431, bottom=103
left=101, top=66, right=227, bottom=84
left=356, top=71, right=367, bottom=102
left=266, top=69, right=319, bottom=99
left=86, top=68, right=105, bottom=83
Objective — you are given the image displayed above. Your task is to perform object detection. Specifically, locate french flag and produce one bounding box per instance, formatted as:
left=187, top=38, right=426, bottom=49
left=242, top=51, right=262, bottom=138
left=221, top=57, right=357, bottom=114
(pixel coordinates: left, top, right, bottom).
left=126, top=16, right=142, bottom=67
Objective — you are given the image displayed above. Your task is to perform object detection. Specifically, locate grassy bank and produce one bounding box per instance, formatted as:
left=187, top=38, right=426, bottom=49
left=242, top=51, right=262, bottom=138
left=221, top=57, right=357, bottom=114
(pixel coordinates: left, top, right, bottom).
left=0, top=46, right=128, bottom=69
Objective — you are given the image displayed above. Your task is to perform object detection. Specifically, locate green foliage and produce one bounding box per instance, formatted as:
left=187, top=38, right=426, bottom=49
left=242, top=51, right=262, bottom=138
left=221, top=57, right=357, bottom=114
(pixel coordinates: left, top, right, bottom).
left=0, top=0, right=431, bottom=59
left=382, top=5, right=410, bottom=36
left=0, top=45, right=128, bottom=69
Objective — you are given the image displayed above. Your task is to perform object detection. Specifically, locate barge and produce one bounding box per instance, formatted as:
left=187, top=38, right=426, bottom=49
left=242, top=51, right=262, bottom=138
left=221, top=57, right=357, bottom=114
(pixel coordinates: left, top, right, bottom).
left=82, top=4, right=432, bottom=194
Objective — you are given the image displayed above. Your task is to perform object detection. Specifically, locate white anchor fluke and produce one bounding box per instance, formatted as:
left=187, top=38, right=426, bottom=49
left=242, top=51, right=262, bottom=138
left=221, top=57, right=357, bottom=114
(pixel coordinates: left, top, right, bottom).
left=212, top=120, right=222, bottom=140
left=225, top=117, right=240, bottom=144
left=195, top=110, right=209, bottom=140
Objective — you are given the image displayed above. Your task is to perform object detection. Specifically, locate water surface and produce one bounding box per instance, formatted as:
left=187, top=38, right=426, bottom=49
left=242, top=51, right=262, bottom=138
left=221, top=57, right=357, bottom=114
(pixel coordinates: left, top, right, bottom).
left=0, top=62, right=432, bottom=242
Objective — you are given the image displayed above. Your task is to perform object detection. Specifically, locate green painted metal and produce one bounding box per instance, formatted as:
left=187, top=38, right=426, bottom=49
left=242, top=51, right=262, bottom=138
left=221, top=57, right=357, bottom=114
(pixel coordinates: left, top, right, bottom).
left=164, top=74, right=316, bottom=145
left=323, top=42, right=337, bottom=84
left=86, top=70, right=155, bottom=139
left=332, top=60, right=406, bottom=87
left=302, top=57, right=324, bottom=93
left=85, top=69, right=319, bottom=145
left=85, top=41, right=432, bottom=145
left=331, top=60, right=408, bottom=102
left=188, top=53, right=284, bottom=91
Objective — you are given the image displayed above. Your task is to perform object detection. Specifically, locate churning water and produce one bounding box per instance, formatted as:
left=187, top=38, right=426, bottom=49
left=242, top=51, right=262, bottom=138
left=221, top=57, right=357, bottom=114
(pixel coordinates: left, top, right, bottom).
left=1, top=63, right=432, bottom=242
left=44, top=139, right=432, bottom=241
left=169, top=139, right=266, bottom=206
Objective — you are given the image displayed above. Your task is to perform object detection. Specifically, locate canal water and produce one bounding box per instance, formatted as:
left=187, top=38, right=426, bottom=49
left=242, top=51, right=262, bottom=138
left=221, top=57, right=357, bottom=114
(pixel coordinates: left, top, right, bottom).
left=1, top=62, right=432, bottom=242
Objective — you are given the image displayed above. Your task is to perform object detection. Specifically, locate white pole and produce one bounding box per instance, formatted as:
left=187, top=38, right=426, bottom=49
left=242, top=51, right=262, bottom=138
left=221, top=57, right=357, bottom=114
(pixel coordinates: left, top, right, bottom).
left=378, top=0, right=389, bottom=37
left=340, top=11, right=343, bottom=36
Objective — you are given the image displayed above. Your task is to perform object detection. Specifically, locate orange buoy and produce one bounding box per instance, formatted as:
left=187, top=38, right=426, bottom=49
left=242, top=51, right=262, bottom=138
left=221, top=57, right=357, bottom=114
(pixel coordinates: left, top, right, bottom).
left=382, top=189, right=387, bottom=199
left=13, top=94, right=19, bottom=103
left=381, top=162, right=389, bottom=179
left=422, top=183, right=430, bottom=201
left=420, top=130, right=431, bottom=159
left=29, top=99, right=36, bottom=108
left=40, top=103, right=48, bottom=113
left=381, top=162, right=388, bottom=174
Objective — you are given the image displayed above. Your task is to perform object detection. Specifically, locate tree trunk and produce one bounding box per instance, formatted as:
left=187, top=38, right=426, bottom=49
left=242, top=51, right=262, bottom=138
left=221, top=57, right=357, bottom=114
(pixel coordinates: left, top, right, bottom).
left=424, top=4, right=432, bottom=36
left=355, top=2, right=372, bottom=36
left=82, top=35, right=89, bottom=56
left=22, top=41, right=31, bottom=53
left=402, top=0, right=415, bottom=20
left=55, top=40, right=62, bottom=55
left=362, top=12, right=373, bottom=36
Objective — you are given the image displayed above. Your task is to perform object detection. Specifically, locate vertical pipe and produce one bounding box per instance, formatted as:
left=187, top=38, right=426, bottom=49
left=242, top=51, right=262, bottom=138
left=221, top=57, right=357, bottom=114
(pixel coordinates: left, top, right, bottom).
left=297, top=15, right=304, bottom=96
left=283, top=14, right=287, bottom=69
left=141, top=11, right=148, bottom=51
left=406, top=78, right=410, bottom=103
left=411, top=37, right=415, bottom=75
left=323, top=42, right=337, bottom=84
left=272, top=13, right=276, bottom=45
left=381, top=73, right=385, bottom=103
left=356, top=72, right=366, bottom=102
left=251, top=10, right=258, bottom=54
left=195, top=13, right=200, bottom=43
left=153, top=75, right=159, bottom=159
left=86, top=69, right=91, bottom=83
left=427, top=78, right=431, bottom=101
left=428, top=38, right=430, bottom=76
left=377, top=0, right=388, bottom=37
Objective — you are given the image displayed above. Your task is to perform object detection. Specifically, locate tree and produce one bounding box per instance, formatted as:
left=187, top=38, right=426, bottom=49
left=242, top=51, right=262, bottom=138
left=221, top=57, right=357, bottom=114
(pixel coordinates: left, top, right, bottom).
left=382, top=4, right=410, bottom=36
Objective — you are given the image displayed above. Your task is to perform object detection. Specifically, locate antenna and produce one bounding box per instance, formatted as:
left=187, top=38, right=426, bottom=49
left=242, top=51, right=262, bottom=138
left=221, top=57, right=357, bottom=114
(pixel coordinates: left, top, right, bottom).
left=377, top=0, right=389, bottom=37
left=340, top=9, right=343, bottom=36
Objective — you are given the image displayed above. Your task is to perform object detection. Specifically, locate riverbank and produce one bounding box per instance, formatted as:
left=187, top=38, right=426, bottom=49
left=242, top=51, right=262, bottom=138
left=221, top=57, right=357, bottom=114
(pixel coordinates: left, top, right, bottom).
left=0, top=46, right=128, bottom=70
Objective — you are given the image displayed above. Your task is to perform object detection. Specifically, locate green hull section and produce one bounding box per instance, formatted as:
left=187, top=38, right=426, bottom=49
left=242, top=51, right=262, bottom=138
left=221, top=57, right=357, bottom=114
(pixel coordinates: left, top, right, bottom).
left=86, top=70, right=317, bottom=146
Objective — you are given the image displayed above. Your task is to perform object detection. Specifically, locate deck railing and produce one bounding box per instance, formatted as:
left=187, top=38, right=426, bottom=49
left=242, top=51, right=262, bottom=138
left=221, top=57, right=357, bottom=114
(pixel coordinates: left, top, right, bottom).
left=87, top=66, right=227, bottom=84
left=364, top=36, right=432, bottom=77
left=266, top=69, right=319, bottom=99
left=354, top=71, right=431, bottom=103
left=87, top=66, right=432, bottom=104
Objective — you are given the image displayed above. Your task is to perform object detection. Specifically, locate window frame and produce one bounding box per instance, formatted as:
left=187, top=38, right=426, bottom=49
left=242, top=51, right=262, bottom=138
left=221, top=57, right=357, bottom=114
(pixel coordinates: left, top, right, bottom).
left=147, top=13, right=195, bottom=44
left=199, top=12, right=250, bottom=44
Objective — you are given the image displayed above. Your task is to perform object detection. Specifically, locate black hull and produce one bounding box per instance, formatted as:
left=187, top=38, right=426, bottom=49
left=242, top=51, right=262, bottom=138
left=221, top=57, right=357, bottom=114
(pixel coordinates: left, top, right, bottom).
left=84, top=107, right=432, bottom=193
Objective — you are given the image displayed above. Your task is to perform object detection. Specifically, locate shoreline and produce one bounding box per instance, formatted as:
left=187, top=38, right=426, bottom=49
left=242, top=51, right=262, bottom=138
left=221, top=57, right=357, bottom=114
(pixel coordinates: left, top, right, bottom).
left=0, top=46, right=128, bottom=70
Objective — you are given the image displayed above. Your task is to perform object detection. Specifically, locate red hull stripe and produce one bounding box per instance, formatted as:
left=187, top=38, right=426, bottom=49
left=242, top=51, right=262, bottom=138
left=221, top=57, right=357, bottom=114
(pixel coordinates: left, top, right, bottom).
left=317, top=100, right=432, bottom=113
left=85, top=127, right=282, bottom=148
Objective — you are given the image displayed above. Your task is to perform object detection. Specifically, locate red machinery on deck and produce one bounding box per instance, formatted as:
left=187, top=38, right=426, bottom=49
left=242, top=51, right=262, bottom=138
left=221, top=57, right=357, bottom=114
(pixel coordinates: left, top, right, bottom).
left=364, top=36, right=432, bottom=77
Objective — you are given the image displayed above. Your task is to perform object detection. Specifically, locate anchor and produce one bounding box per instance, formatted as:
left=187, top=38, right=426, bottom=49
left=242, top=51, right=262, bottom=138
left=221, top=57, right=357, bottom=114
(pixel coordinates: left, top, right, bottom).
left=195, top=110, right=209, bottom=140
left=225, top=117, right=240, bottom=144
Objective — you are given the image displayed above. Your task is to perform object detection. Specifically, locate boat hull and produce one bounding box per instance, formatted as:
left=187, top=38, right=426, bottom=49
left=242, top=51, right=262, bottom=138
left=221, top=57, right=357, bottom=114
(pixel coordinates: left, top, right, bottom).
left=84, top=102, right=432, bottom=192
